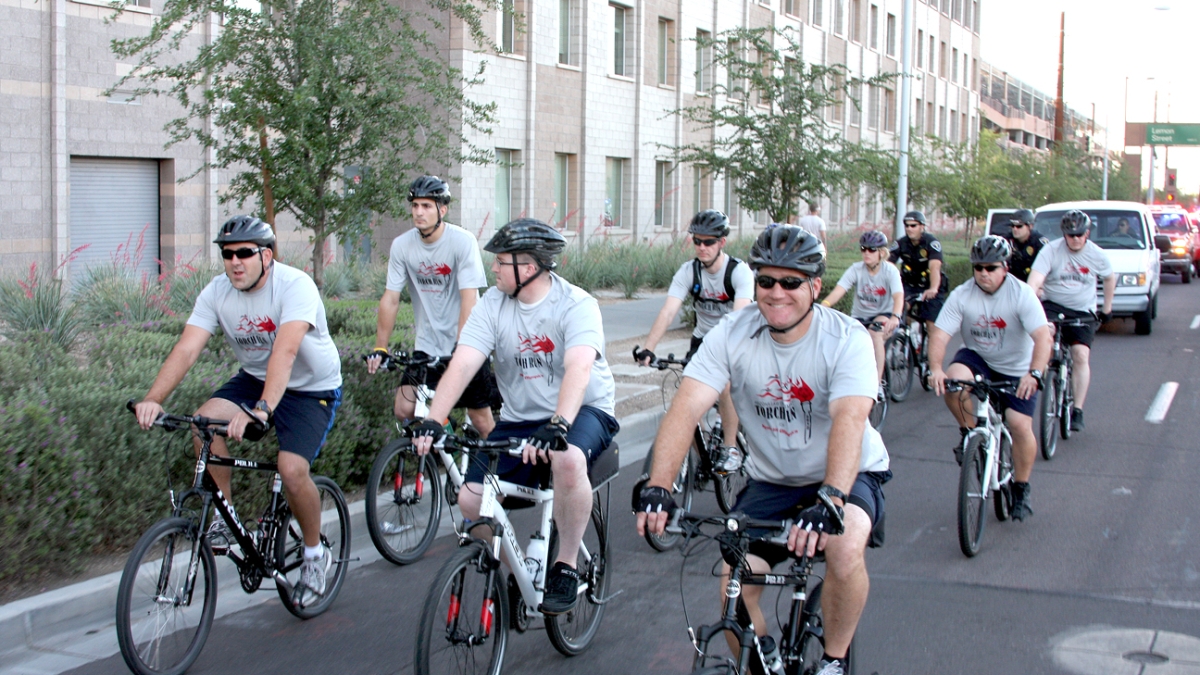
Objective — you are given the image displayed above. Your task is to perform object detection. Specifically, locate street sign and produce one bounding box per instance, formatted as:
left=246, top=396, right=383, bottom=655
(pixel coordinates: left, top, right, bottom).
left=1146, top=123, right=1200, bottom=146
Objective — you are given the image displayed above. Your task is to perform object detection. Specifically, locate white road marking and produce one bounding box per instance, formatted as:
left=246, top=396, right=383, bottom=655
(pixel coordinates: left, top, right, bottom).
left=1191, top=315, right=1200, bottom=329
left=1145, top=382, right=1179, bottom=423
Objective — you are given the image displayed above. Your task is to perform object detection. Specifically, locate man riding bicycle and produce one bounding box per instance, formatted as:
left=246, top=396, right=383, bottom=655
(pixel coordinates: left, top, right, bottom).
left=1005, top=208, right=1049, bottom=284
left=133, top=215, right=343, bottom=606
left=366, top=175, right=497, bottom=437
left=410, top=218, right=619, bottom=616
left=928, top=235, right=1051, bottom=521
left=1026, top=209, right=1115, bottom=432
left=636, top=209, right=754, bottom=472
left=638, top=225, right=890, bottom=675
left=890, top=210, right=947, bottom=340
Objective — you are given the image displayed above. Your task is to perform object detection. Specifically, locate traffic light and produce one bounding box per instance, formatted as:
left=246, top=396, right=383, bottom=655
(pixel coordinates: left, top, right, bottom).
left=1167, top=193, right=1176, bottom=202
left=1169, top=170, right=1178, bottom=188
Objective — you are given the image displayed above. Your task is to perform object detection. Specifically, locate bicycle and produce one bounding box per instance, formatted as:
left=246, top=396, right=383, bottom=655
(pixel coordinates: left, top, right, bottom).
left=892, top=294, right=933, bottom=395
left=1039, top=315, right=1091, bottom=460
left=863, top=322, right=889, bottom=432
left=116, top=401, right=351, bottom=675
left=363, top=350, right=480, bottom=565
left=664, top=509, right=866, bottom=675
left=414, top=428, right=619, bottom=674
left=944, top=377, right=1017, bottom=558
left=632, top=347, right=750, bottom=551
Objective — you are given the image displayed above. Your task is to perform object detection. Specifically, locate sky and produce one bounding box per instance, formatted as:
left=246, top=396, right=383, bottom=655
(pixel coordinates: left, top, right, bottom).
left=977, top=0, right=1200, bottom=196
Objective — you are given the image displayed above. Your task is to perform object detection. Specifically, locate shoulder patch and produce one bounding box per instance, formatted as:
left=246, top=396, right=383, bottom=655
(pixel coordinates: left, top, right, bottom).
left=929, top=240, right=943, bottom=253
left=1038, top=237, right=1049, bottom=245
left=889, top=242, right=899, bottom=252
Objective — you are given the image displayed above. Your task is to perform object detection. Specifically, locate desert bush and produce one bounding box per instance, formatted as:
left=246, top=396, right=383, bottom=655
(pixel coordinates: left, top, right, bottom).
left=0, top=262, right=83, bottom=350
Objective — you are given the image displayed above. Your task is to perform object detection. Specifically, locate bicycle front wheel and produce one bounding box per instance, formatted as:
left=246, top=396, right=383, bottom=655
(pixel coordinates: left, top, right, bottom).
left=957, top=435, right=988, bottom=557
left=366, top=438, right=444, bottom=565
left=415, top=541, right=509, bottom=675
left=1039, top=373, right=1059, bottom=460
left=275, top=476, right=351, bottom=618
left=1059, top=364, right=1074, bottom=441
left=868, top=391, right=887, bottom=432
left=546, top=493, right=609, bottom=656
left=714, top=430, right=750, bottom=514
left=885, top=334, right=914, bottom=402
left=793, top=580, right=856, bottom=675
left=642, top=443, right=697, bottom=551
left=116, top=517, right=216, bottom=675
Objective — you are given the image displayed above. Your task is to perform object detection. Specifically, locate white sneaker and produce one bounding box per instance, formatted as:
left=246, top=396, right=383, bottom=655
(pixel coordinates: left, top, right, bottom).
left=295, top=546, right=331, bottom=607
left=714, top=445, right=743, bottom=474
left=207, top=521, right=232, bottom=555
left=813, top=658, right=845, bottom=675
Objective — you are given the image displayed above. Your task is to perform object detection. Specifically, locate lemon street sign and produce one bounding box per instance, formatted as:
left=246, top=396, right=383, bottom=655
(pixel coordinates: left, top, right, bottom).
left=1147, top=124, right=1200, bottom=146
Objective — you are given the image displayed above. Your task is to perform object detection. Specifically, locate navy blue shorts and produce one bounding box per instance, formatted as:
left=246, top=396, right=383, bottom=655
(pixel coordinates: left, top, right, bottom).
left=730, top=472, right=892, bottom=568
left=211, top=370, right=341, bottom=463
left=402, top=355, right=501, bottom=411
left=949, top=348, right=1037, bottom=417
left=463, top=405, right=620, bottom=487
left=904, top=285, right=946, bottom=323
left=1041, top=300, right=1096, bottom=348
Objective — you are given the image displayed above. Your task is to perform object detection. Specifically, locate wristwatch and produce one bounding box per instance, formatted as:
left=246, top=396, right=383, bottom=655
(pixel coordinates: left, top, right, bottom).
left=1028, top=369, right=1043, bottom=388
left=817, top=484, right=847, bottom=506
left=253, top=399, right=274, bottom=421
left=549, top=414, right=572, bottom=432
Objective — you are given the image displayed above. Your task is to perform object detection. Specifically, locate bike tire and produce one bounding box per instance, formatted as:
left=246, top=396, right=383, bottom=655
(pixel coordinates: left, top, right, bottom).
left=116, top=517, right=216, bottom=675
left=415, top=541, right=509, bottom=675
left=274, top=476, right=351, bottom=618
left=868, top=389, right=887, bottom=432
left=1059, top=363, right=1074, bottom=441
left=913, top=326, right=933, bottom=392
left=792, top=579, right=855, bottom=675
left=1039, top=374, right=1059, bottom=460
left=957, top=435, right=988, bottom=557
left=643, top=444, right=697, bottom=551
left=886, top=334, right=914, bottom=402
left=714, top=430, right=750, bottom=514
left=546, top=493, right=609, bottom=656
left=994, top=433, right=1013, bottom=522
left=366, top=438, right=444, bottom=565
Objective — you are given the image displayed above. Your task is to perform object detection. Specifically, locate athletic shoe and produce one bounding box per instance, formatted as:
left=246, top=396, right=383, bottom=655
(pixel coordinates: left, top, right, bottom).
left=714, top=445, right=744, bottom=474
left=1071, top=408, right=1084, bottom=431
left=953, top=428, right=968, bottom=466
left=207, top=520, right=232, bottom=555
left=295, top=545, right=331, bottom=608
left=539, top=562, right=580, bottom=615
left=813, top=658, right=846, bottom=675
left=1011, top=481, right=1033, bottom=521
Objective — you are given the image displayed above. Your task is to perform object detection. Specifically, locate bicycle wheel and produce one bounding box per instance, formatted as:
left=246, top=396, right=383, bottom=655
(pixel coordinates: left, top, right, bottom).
left=366, top=438, right=444, bottom=565
left=994, top=433, right=1013, bottom=522
left=792, top=580, right=856, bottom=675
left=1059, top=362, right=1074, bottom=441
left=274, top=476, right=351, bottom=618
left=714, top=430, right=750, bottom=514
left=415, top=541, right=508, bottom=675
left=868, top=388, right=887, bottom=432
left=116, top=517, right=216, bottom=675
left=957, top=435, right=988, bottom=557
left=546, top=493, right=609, bottom=656
left=642, top=443, right=697, bottom=551
left=1039, top=373, right=1059, bottom=460
left=885, top=334, right=914, bottom=402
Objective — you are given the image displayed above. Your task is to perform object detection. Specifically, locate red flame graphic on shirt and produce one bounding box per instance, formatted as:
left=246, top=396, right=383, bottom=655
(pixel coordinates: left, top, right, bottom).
left=418, top=262, right=453, bottom=277
left=1078, top=266, right=1090, bottom=275
left=758, top=375, right=815, bottom=402
left=517, top=334, right=555, bottom=354
left=871, top=286, right=888, bottom=297
left=988, top=317, right=1007, bottom=329
left=236, top=315, right=277, bottom=333
left=703, top=291, right=731, bottom=302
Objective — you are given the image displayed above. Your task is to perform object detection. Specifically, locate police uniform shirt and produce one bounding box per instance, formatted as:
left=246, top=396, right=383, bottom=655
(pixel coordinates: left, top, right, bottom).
left=889, top=233, right=944, bottom=289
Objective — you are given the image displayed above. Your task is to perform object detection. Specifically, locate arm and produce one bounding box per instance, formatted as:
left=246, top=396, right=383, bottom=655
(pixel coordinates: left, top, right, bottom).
left=457, top=288, right=479, bottom=339
left=1018, top=324, right=1053, bottom=400
left=732, top=297, right=751, bottom=312
left=227, top=320, right=309, bottom=441
left=411, top=345, right=490, bottom=455
left=924, top=259, right=943, bottom=298
left=367, top=289, right=402, bottom=374
left=638, top=377, right=721, bottom=536
left=886, top=290, right=904, bottom=332
left=1100, top=274, right=1116, bottom=315
left=135, top=324, right=213, bottom=428
left=1026, top=270, right=1046, bottom=298
left=640, top=296, right=685, bottom=363
left=820, top=285, right=848, bottom=308
left=927, top=324, right=953, bottom=396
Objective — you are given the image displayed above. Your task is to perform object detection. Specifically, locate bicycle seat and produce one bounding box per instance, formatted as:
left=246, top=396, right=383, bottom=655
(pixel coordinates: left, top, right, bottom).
left=588, top=442, right=620, bottom=490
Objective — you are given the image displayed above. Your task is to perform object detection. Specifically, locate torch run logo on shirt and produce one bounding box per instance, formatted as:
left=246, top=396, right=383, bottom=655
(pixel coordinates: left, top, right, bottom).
left=515, top=333, right=556, bottom=383
left=416, top=261, right=453, bottom=287
left=1058, top=260, right=1090, bottom=289
left=755, top=375, right=814, bottom=441
left=856, top=282, right=889, bottom=310
left=233, top=315, right=276, bottom=349
left=969, top=315, right=1008, bottom=351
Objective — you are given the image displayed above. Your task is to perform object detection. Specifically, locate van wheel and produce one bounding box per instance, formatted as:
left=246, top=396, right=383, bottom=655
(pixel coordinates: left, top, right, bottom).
left=1134, top=300, right=1153, bottom=336
left=1183, top=266, right=1193, bottom=284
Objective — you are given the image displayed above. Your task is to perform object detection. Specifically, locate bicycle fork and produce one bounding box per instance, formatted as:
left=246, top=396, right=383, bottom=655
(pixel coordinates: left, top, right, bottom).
left=444, top=564, right=500, bottom=645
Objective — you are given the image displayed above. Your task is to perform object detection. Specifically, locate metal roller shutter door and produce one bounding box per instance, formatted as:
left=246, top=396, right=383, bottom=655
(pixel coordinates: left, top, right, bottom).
left=70, top=158, right=160, bottom=278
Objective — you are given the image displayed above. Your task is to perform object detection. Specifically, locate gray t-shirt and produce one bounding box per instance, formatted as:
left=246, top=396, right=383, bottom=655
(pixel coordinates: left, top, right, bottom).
left=836, top=261, right=904, bottom=321
left=684, top=306, right=889, bottom=486
left=1030, top=238, right=1113, bottom=311
left=667, top=255, right=756, bottom=337
left=935, top=276, right=1047, bottom=377
left=798, top=215, right=826, bottom=238
left=385, top=223, right=487, bottom=356
left=458, top=274, right=616, bottom=421
left=188, top=262, right=342, bottom=391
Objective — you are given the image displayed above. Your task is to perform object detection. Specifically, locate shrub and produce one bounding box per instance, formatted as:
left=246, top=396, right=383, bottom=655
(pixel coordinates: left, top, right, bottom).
left=0, top=261, right=83, bottom=350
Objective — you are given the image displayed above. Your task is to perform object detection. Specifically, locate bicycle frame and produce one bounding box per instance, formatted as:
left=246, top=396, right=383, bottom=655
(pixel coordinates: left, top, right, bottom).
left=962, top=387, right=1012, bottom=496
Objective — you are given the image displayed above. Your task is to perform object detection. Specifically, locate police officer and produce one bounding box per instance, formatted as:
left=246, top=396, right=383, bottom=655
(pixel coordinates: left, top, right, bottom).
left=889, top=210, right=947, bottom=340
left=1005, top=209, right=1049, bottom=283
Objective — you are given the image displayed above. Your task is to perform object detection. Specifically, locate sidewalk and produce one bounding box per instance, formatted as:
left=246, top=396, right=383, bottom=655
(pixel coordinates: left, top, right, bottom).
left=0, top=291, right=684, bottom=675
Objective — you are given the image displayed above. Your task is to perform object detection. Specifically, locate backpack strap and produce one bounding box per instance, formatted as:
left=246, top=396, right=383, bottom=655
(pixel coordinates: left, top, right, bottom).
left=690, top=258, right=704, bottom=301
left=693, top=256, right=741, bottom=304
left=723, top=257, right=741, bottom=303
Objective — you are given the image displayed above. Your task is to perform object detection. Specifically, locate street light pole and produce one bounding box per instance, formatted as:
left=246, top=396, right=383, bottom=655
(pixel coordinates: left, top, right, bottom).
left=894, top=0, right=914, bottom=241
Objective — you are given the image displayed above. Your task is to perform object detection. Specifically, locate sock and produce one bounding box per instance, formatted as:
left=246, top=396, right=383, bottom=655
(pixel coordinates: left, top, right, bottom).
left=822, top=652, right=842, bottom=663
left=303, top=544, right=324, bottom=560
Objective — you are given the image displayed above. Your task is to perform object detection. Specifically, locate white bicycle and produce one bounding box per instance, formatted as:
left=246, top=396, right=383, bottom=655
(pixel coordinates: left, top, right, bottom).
left=945, top=376, right=1017, bottom=558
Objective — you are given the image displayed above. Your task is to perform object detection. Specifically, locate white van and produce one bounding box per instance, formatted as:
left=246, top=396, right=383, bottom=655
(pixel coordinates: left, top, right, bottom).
left=1033, top=201, right=1168, bottom=335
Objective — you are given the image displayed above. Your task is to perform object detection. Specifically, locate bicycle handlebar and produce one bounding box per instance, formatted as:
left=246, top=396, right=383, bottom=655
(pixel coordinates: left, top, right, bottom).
left=363, top=350, right=454, bottom=372
left=1049, top=313, right=1097, bottom=328
left=942, top=377, right=1019, bottom=399
left=664, top=509, right=795, bottom=549
left=126, top=399, right=269, bottom=438
left=632, top=345, right=689, bottom=370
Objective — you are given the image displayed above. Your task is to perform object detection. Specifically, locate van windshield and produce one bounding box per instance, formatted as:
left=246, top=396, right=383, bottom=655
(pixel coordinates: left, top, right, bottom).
left=1034, top=210, right=1146, bottom=250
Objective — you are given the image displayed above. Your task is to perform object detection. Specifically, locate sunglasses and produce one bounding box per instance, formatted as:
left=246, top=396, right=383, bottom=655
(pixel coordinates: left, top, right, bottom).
left=973, top=264, right=1002, bottom=272
left=755, top=274, right=809, bottom=290
left=693, top=237, right=720, bottom=247
left=1010, top=222, right=1029, bottom=229
left=1065, top=232, right=1087, bottom=239
left=904, top=222, right=922, bottom=228
left=860, top=246, right=881, bottom=253
left=221, top=246, right=264, bottom=260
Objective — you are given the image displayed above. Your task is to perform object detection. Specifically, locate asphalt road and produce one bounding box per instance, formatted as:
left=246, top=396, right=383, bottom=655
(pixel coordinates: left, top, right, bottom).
left=70, top=279, right=1200, bottom=675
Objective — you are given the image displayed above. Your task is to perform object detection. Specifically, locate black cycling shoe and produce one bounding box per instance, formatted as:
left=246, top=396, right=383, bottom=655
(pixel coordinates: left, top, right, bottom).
left=1070, top=408, right=1084, bottom=431
left=1010, top=481, right=1033, bottom=521
left=953, top=427, right=968, bottom=466
left=539, top=562, right=580, bottom=616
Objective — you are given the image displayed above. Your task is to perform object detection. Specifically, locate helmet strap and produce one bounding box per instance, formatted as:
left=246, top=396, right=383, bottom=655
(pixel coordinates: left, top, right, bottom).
left=239, top=250, right=272, bottom=293
left=752, top=279, right=817, bottom=339
left=504, top=257, right=546, bottom=300
left=700, top=248, right=724, bottom=271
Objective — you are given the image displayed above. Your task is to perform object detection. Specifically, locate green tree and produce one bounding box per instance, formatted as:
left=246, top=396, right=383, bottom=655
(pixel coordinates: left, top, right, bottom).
left=929, top=129, right=1010, bottom=241
left=671, top=27, right=894, bottom=223
left=1105, top=155, right=1142, bottom=202
left=853, top=134, right=938, bottom=221
left=108, top=0, right=499, bottom=288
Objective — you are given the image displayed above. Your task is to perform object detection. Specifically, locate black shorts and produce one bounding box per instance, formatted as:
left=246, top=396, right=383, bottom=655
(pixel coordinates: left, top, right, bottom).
left=212, top=370, right=341, bottom=463
left=949, top=348, right=1037, bottom=417
left=1041, top=301, right=1096, bottom=348
left=462, top=406, right=620, bottom=487
left=904, top=285, right=945, bottom=323
left=729, top=472, right=891, bottom=568
left=401, top=354, right=501, bottom=411
left=685, top=335, right=705, bottom=361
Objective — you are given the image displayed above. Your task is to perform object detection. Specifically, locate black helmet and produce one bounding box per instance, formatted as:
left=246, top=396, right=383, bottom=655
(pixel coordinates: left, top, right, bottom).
left=902, top=210, right=927, bottom=227
left=1060, top=209, right=1091, bottom=235
left=484, top=218, right=567, bottom=269
left=214, top=215, right=275, bottom=247
left=859, top=230, right=888, bottom=249
left=1011, top=209, right=1035, bottom=226
left=749, top=225, right=825, bottom=277
left=688, top=210, right=731, bottom=237
left=970, top=235, right=1012, bottom=264
left=407, top=175, right=451, bottom=205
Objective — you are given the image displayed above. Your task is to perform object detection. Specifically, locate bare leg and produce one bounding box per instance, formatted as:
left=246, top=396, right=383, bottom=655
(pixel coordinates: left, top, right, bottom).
left=1007, top=411, right=1036, bottom=482
left=550, top=445, right=592, bottom=565
left=278, top=451, right=322, bottom=547
left=718, top=384, right=739, bottom=448
left=820, top=504, right=873, bottom=659
left=942, top=362, right=977, bottom=429
left=467, top=407, right=496, bottom=439
left=1071, top=344, right=1091, bottom=408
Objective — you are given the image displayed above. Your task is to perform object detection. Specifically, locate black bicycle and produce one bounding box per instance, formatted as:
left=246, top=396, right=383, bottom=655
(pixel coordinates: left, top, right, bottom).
left=633, top=348, right=750, bottom=551
left=891, top=294, right=933, bottom=397
left=116, top=402, right=351, bottom=675
left=1039, top=315, right=1092, bottom=460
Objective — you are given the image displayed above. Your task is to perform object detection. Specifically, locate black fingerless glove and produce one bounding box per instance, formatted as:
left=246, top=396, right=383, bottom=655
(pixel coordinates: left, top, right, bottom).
left=633, top=346, right=656, bottom=364
left=368, top=348, right=392, bottom=368
left=528, top=416, right=571, bottom=453
left=407, top=417, right=446, bottom=442
left=637, top=485, right=677, bottom=517
left=1096, top=310, right=1112, bottom=324
left=796, top=495, right=845, bottom=536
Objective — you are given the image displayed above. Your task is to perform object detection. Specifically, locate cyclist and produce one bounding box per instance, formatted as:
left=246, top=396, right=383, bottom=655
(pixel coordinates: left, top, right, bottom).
left=1005, top=208, right=1049, bottom=283
left=410, top=218, right=618, bottom=616
left=635, top=209, right=754, bottom=471
left=819, top=230, right=903, bottom=391
left=133, top=215, right=343, bottom=605
left=366, top=175, right=497, bottom=437
left=889, top=210, right=947, bottom=340
left=927, top=235, right=1051, bottom=521
left=638, top=225, right=890, bottom=675
left=1026, top=209, right=1115, bottom=432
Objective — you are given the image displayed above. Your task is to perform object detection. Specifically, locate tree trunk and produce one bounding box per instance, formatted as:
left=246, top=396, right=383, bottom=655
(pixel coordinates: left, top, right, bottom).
left=311, top=226, right=326, bottom=291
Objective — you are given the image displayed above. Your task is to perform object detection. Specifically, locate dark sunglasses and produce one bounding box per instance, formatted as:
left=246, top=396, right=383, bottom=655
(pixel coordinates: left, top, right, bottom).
left=1064, top=232, right=1087, bottom=238
left=1010, top=222, right=1029, bottom=229
left=221, top=246, right=264, bottom=260
left=904, top=222, right=922, bottom=228
left=860, top=246, right=881, bottom=253
left=755, top=274, right=809, bottom=290
left=693, top=237, right=720, bottom=247
left=973, top=264, right=1002, bottom=272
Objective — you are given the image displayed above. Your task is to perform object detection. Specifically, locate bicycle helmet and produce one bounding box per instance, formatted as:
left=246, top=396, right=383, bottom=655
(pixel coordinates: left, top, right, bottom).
left=859, top=230, right=888, bottom=249
left=407, top=175, right=452, bottom=205
left=902, top=210, right=927, bottom=227
left=749, top=224, right=826, bottom=277
left=486, top=218, right=567, bottom=298
left=1011, top=209, right=1035, bottom=226
left=687, top=210, right=731, bottom=238
left=970, top=235, right=1012, bottom=264
left=213, top=215, right=276, bottom=247
left=1060, top=209, right=1091, bottom=236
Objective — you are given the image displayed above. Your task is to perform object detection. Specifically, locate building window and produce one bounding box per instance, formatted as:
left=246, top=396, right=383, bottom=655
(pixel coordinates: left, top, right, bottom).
left=927, top=101, right=934, bottom=134
left=964, top=54, right=970, bottom=88
left=973, top=0, right=979, bottom=32
left=695, top=29, right=712, bottom=93
left=784, top=0, right=798, bottom=16
left=612, top=4, right=629, bottom=77
left=605, top=157, right=627, bottom=228
left=723, top=176, right=736, bottom=217
left=554, top=153, right=574, bottom=229
left=559, top=0, right=580, bottom=65
left=657, top=19, right=675, bottom=86
left=961, top=112, right=968, bottom=142
left=850, top=0, right=862, bottom=42
left=885, top=13, right=896, bottom=56
left=812, top=0, right=823, bottom=26
left=831, top=74, right=845, bottom=123
left=916, top=30, right=924, bottom=67
left=501, top=0, right=520, bottom=55
left=693, top=166, right=712, bottom=214
left=867, top=85, right=879, bottom=129
left=929, top=35, right=935, bottom=71
left=939, top=41, right=947, bottom=78
left=938, top=105, right=946, bottom=138
left=834, top=0, right=844, bottom=35
left=950, top=111, right=958, bottom=141
left=952, top=0, right=962, bottom=21
left=495, top=149, right=517, bottom=224
left=940, top=0, right=949, bottom=14
left=654, top=161, right=673, bottom=228
left=914, top=98, right=923, bottom=132
left=884, top=88, right=896, bottom=132
left=951, top=47, right=959, bottom=83
left=869, top=5, right=879, bottom=50
left=963, top=0, right=971, bottom=29
left=726, top=39, right=743, bottom=99
left=849, top=81, right=862, bottom=126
